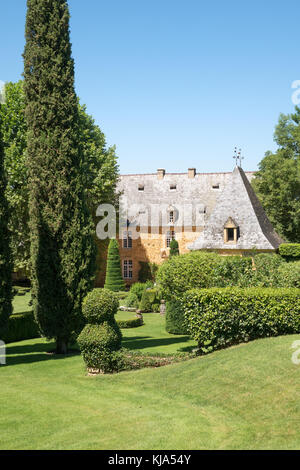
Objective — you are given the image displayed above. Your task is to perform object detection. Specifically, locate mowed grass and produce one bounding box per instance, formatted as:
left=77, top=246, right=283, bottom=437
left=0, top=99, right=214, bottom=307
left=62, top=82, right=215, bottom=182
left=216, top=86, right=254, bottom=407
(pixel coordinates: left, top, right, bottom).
left=12, top=291, right=32, bottom=314
left=1, top=333, right=300, bottom=450
left=118, top=312, right=196, bottom=354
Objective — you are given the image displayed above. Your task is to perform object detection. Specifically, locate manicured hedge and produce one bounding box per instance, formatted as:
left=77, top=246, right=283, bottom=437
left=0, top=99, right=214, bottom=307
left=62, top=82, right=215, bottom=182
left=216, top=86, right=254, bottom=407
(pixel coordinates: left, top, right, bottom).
left=278, top=261, right=300, bottom=288
left=157, top=252, right=253, bottom=301
left=165, top=300, right=189, bottom=335
left=3, top=311, right=39, bottom=343
left=279, top=244, right=300, bottom=259
left=117, top=317, right=143, bottom=328
left=182, top=287, right=300, bottom=354
left=139, top=288, right=161, bottom=312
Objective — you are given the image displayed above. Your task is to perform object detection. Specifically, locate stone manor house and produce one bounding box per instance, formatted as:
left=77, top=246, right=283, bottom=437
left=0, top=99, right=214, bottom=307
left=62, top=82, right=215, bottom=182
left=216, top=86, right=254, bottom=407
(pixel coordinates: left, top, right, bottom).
left=95, top=165, right=283, bottom=287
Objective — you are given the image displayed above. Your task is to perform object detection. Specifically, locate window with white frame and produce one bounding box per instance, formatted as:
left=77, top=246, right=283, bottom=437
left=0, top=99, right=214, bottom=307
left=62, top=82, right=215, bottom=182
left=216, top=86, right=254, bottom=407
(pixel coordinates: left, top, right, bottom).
left=123, top=231, right=132, bottom=248
left=123, top=260, right=133, bottom=279
left=166, top=230, right=176, bottom=248
left=169, top=211, right=174, bottom=223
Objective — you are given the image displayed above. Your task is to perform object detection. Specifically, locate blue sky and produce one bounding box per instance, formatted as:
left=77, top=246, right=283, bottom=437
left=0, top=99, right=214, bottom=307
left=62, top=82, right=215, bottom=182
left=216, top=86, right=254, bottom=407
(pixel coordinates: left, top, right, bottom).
left=1, top=0, right=299, bottom=174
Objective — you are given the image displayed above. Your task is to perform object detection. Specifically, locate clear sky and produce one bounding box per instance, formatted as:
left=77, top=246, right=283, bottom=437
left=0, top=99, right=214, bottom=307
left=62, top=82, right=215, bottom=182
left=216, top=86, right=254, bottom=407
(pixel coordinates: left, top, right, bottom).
left=1, top=0, right=300, bottom=174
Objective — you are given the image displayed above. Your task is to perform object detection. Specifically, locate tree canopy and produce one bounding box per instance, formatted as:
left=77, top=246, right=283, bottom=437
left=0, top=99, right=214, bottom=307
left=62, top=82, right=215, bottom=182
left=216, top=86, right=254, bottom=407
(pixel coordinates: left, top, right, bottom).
left=0, top=80, right=119, bottom=272
left=252, top=107, right=300, bottom=242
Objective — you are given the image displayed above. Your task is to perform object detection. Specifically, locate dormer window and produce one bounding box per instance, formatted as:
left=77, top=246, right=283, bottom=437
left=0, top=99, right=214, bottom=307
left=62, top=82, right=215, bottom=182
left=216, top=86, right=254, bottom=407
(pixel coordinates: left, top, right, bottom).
left=212, top=184, right=220, bottom=189
left=170, top=184, right=177, bottom=190
left=138, top=184, right=144, bottom=191
left=224, top=217, right=239, bottom=244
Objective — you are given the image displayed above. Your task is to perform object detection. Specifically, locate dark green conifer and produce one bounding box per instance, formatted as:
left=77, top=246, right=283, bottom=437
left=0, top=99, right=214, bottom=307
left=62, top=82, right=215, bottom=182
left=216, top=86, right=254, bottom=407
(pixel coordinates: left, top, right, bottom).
left=169, top=239, right=179, bottom=258
left=23, top=0, right=96, bottom=353
left=0, top=105, right=12, bottom=338
left=104, top=239, right=125, bottom=292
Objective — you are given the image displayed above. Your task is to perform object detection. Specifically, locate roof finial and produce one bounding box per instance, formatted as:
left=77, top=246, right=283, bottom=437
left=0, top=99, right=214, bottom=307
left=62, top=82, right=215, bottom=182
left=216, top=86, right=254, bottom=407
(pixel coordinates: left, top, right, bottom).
left=233, top=147, right=244, bottom=167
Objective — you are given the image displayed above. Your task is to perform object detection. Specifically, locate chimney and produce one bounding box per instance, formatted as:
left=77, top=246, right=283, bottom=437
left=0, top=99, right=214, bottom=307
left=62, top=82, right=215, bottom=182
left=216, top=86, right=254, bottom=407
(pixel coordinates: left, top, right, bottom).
left=188, top=168, right=196, bottom=178
left=157, top=168, right=165, bottom=180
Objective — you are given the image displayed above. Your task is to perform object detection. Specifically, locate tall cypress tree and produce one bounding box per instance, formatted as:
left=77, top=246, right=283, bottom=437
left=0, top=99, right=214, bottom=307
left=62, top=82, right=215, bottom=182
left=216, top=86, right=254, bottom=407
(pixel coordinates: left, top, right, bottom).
left=0, top=104, right=12, bottom=338
left=23, top=0, right=96, bottom=354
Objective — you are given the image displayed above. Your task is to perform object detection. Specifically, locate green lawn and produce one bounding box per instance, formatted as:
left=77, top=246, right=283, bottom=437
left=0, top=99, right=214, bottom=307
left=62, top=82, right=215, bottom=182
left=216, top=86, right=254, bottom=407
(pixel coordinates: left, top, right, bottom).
left=1, top=332, right=300, bottom=449
left=12, top=291, right=32, bottom=314
left=118, top=312, right=196, bottom=354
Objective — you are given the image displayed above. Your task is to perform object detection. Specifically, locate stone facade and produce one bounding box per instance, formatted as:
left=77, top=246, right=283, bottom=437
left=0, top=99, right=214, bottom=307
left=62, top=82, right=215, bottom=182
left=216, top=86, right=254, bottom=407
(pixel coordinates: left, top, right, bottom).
left=95, top=166, right=283, bottom=287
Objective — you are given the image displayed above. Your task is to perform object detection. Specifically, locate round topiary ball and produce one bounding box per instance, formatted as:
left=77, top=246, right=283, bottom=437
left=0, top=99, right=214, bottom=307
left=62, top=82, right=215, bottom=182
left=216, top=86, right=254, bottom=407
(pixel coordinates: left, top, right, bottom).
left=78, top=322, right=122, bottom=352
left=82, top=288, right=119, bottom=324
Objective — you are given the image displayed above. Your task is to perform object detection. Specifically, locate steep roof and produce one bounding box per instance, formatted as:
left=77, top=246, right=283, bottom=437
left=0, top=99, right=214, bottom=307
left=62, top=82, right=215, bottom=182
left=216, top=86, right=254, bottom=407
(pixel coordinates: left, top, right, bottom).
left=188, top=166, right=284, bottom=251
left=118, top=170, right=256, bottom=221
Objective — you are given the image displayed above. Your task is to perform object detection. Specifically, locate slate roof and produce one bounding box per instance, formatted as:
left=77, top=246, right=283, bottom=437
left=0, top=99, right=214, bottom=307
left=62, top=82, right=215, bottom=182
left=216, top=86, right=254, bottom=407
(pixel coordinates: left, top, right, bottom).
left=188, top=166, right=284, bottom=251
left=118, top=169, right=256, bottom=222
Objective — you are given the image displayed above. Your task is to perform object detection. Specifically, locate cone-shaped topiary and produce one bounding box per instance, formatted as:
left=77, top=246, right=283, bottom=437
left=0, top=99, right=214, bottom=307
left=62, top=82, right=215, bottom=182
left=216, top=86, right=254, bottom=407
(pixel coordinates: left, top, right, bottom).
left=104, top=238, right=125, bottom=292
left=23, top=0, right=96, bottom=354
left=0, top=104, right=12, bottom=338
left=169, top=239, right=179, bottom=258
left=78, top=288, right=123, bottom=373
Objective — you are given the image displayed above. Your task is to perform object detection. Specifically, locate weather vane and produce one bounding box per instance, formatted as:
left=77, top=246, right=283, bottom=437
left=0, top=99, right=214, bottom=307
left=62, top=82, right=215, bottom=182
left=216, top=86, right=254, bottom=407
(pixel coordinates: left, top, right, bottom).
left=233, top=147, right=244, bottom=167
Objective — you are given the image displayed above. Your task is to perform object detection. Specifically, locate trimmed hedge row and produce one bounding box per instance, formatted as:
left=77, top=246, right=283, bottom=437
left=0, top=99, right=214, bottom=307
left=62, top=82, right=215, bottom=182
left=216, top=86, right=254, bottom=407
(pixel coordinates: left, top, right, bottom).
left=117, top=317, right=143, bottom=328
left=3, top=311, right=39, bottom=344
left=182, top=287, right=300, bottom=354
left=279, top=243, right=300, bottom=259
left=165, top=301, right=189, bottom=335
left=156, top=252, right=253, bottom=301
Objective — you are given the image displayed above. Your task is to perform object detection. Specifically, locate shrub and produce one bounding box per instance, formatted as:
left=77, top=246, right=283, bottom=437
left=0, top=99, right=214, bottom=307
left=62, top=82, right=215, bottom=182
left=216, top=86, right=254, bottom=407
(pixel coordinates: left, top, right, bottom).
left=123, top=292, right=139, bottom=309
left=139, top=288, right=161, bottom=312
left=104, top=238, right=126, bottom=292
left=138, top=261, right=158, bottom=282
left=210, top=256, right=253, bottom=287
left=279, top=243, right=300, bottom=259
left=169, top=239, right=179, bottom=257
left=82, top=289, right=119, bottom=324
left=115, top=291, right=128, bottom=300
left=117, top=317, right=143, bottom=328
left=129, top=281, right=153, bottom=301
left=278, top=261, right=300, bottom=288
left=166, top=300, right=189, bottom=335
left=78, top=288, right=122, bottom=373
left=251, top=253, right=285, bottom=287
left=4, top=311, right=39, bottom=343
left=156, top=251, right=253, bottom=301
left=152, top=303, right=161, bottom=313
left=78, top=322, right=122, bottom=352
left=182, top=287, right=300, bottom=354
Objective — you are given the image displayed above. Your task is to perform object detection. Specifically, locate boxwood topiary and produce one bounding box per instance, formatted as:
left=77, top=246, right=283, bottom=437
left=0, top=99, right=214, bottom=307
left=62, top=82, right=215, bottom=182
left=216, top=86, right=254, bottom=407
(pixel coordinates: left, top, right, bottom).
left=82, top=288, right=119, bottom=324
left=78, top=288, right=123, bottom=373
left=104, top=238, right=126, bottom=292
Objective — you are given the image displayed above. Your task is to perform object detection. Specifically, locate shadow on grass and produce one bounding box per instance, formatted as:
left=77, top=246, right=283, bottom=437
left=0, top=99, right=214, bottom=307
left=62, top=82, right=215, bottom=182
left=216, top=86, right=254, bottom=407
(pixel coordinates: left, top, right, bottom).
left=121, top=334, right=195, bottom=352
left=4, top=340, right=80, bottom=367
